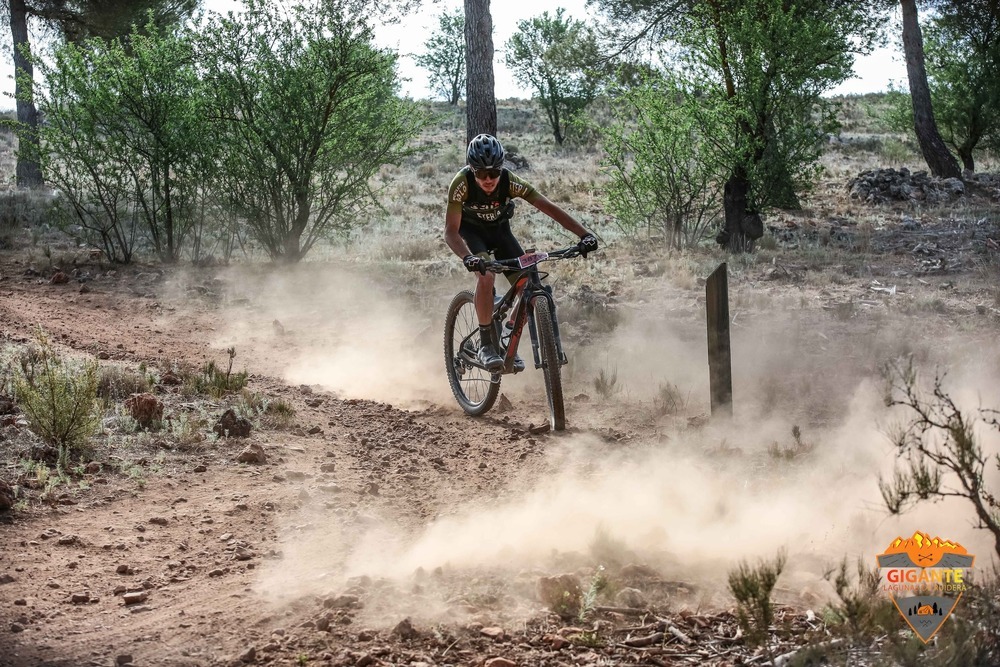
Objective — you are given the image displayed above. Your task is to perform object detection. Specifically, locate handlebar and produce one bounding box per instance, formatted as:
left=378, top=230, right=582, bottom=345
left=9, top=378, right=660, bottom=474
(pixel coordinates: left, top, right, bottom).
left=486, top=245, right=584, bottom=273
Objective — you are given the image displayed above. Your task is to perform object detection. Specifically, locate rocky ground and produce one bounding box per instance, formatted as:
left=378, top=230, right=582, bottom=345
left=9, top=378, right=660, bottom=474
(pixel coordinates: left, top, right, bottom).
left=1, top=162, right=1000, bottom=667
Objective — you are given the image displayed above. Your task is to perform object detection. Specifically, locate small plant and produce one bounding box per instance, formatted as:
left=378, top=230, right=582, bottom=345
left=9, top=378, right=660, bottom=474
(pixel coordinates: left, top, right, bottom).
left=578, top=565, right=607, bottom=621
left=593, top=366, right=620, bottom=399
left=653, top=381, right=685, bottom=416
left=13, top=330, right=101, bottom=455
left=96, top=364, right=151, bottom=401
left=822, top=557, right=895, bottom=639
left=185, top=347, right=248, bottom=398
left=569, top=629, right=603, bottom=648
left=767, top=425, right=814, bottom=460
left=728, top=548, right=786, bottom=644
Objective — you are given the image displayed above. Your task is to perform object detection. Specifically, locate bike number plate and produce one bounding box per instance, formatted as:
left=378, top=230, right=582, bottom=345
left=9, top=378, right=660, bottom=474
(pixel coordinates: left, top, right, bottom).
left=517, top=252, right=548, bottom=269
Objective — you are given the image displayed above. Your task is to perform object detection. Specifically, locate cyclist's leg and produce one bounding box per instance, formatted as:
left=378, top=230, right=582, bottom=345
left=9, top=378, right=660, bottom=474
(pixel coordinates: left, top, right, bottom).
left=459, top=224, right=497, bottom=326
left=492, top=221, right=526, bottom=287
left=491, top=222, right=527, bottom=371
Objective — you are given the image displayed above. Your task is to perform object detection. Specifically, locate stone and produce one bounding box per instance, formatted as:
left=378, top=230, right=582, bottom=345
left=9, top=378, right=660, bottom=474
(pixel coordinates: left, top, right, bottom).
left=122, top=591, right=148, bottom=605
left=236, top=444, right=266, bottom=464
left=615, top=587, right=647, bottom=609
left=391, top=617, right=418, bottom=640
left=215, top=409, right=252, bottom=438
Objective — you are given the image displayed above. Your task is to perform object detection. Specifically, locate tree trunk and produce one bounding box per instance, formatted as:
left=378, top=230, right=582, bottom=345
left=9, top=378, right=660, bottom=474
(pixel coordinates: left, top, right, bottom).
left=716, top=170, right=762, bottom=253
left=464, top=0, right=496, bottom=143
left=900, top=0, right=961, bottom=179
left=10, top=0, right=43, bottom=188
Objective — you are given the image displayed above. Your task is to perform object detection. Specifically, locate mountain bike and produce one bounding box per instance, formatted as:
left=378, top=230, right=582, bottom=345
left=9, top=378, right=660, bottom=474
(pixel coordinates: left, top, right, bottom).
left=444, top=245, right=584, bottom=431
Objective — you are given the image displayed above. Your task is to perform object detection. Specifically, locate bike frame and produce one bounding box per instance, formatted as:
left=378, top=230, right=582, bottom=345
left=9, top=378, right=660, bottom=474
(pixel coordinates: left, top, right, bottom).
left=456, top=247, right=575, bottom=377
left=494, top=268, right=566, bottom=373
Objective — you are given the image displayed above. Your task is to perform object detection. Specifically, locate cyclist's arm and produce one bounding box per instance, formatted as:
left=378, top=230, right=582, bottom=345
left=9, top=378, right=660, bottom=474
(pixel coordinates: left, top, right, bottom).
left=444, top=203, right=473, bottom=258
left=528, top=194, right=589, bottom=238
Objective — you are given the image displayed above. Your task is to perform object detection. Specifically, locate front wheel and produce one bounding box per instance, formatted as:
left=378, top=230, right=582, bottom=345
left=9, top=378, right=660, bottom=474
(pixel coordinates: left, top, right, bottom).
left=444, top=290, right=499, bottom=415
left=532, top=296, right=565, bottom=431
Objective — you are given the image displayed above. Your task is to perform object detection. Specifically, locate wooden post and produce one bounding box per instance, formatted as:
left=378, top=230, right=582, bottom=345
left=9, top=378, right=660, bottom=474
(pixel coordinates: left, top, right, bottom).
left=706, top=263, right=733, bottom=417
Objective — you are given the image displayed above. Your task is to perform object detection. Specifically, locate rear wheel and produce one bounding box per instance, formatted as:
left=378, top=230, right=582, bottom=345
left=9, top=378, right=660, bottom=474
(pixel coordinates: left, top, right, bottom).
left=444, top=290, right=499, bottom=415
left=533, top=296, right=565, bottom=431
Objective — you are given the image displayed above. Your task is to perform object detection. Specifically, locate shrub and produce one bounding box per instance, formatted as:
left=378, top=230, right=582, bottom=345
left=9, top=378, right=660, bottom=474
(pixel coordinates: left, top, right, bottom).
left=184, top=348, right=248, bottom=398
left=593, top=366, right=620, bottom=399
left=653, top=382, right=685, bottom=416
left=880, top=359, right=1000, bottom=561
left=96, top=364, right=152, bottom=401
left=13, top=332, right=101, bottom=454
left=728, top=549, right=786, bottom=644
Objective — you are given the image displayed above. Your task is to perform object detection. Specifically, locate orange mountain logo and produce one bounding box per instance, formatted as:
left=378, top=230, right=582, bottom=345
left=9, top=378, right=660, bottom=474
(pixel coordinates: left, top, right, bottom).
left=877, top=531, right=975, bottom=643
left=881, top=532, right=968, bottom=567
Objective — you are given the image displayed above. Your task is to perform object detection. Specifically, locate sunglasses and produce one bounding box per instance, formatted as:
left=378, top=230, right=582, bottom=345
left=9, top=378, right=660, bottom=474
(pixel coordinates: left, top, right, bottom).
left=473, top=167, right=502, bottom=179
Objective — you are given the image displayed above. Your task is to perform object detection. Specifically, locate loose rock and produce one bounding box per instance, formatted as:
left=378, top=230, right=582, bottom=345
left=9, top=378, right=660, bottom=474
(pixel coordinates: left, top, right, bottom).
left=236, top=443, right=267, bottom=464
left=215, top=409, right=252, bottom=438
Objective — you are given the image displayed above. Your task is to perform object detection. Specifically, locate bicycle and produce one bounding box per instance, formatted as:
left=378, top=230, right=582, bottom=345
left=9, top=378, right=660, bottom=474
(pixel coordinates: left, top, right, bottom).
left=443, top=245, right=585, bottom=431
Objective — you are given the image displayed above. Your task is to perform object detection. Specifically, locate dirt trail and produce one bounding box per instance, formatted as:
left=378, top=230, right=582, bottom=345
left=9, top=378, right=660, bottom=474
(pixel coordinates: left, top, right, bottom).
left=0, top=259, right=662, bottom=667
left=3, top=245, right=999, bottom=666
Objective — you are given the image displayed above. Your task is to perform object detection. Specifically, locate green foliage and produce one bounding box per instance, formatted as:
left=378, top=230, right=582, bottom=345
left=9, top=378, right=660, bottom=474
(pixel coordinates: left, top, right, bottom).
left=235, top=389, right=296, bottom=429
left=504, top=9, right=602, bottom=145
left=183, top=348, right=247, bottom=399
left=921, top=4, right=1000, bottom=172
left=34, top=19, right=215, bottom=264
left=880, top=359, right=1000, bottom=561
left=43, top=1, right=198, bottom=44
left=198, top=0, right=425, bottom=262
left=579, top=566, right=607, bottom=621
left=602, top=74, right=721, bottom=248
left=414, top=9, right=465, bottom=105
left=12, top=331, right=101, bottom=453
left=728, top=549, right=786, bottom=644
left=823, top=557, right=895, bottom=638
left=597, top=0, right=877, bottom=247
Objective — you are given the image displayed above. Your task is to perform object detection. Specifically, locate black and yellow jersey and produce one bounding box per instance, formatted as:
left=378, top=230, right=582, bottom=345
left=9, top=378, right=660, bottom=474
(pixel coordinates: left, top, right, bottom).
left=447, top=167, right=539, bottom=226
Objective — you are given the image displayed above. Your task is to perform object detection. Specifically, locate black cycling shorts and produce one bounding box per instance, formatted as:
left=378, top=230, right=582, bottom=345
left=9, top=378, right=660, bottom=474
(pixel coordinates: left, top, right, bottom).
left=459, top=220, right=524, bottom=260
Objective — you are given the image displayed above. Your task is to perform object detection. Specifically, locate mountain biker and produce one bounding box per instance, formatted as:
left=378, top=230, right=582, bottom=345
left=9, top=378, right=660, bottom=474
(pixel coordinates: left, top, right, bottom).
left=444, top=133, right=598, bottom=372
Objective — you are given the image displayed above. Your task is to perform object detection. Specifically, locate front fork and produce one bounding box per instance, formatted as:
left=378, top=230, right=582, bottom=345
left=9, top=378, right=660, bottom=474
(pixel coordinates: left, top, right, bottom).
left=527, top=285, right=568, bottom=369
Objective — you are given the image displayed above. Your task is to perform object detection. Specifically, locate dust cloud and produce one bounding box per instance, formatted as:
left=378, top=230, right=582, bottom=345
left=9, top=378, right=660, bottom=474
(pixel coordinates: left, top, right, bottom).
left=245, top=265, right=1000, bottom=620
left=201, top=262, right=461, bottom=406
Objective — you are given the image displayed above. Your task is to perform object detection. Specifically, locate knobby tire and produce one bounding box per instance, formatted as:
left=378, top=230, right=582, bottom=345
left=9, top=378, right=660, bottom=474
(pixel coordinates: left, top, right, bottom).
left=444, top=290, right=499, bottom=416
left=532, top=297, right=565, bottom=431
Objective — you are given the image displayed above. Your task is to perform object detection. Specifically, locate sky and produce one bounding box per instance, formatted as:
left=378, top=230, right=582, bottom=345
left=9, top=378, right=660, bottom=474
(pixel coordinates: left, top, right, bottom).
left=0, top=0, right=906, bottom=106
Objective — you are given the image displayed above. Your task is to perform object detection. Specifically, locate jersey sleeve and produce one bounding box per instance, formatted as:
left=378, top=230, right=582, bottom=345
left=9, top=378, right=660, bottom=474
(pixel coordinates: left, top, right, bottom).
left=447, top=170, right=468, bottom=210
left=508, top=172, right=540, bottom=203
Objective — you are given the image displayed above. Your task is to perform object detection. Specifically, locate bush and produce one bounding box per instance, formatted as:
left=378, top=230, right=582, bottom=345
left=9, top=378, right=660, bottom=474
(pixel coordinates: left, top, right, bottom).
left=96, top=364, right=152, bottom=401
left=602, top=75, right=722, bottom=249
left=728, top=549, right=786, bottom=644
left=13, top=332, right=101, bottom=455
left=183, top=348, right=247, bottom=398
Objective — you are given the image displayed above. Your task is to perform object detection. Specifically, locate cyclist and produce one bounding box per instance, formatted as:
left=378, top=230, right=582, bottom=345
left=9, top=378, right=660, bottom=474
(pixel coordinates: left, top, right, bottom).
left=444, top=133, right=598, bottom=372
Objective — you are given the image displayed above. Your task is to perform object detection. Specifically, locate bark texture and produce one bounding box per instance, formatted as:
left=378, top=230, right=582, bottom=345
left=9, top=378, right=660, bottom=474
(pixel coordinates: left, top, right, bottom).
left=464, top=0, right=497, bottom=143
left=10, top=0, right=43, bottom=187
left=900, top=0, right=961, bottom=179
